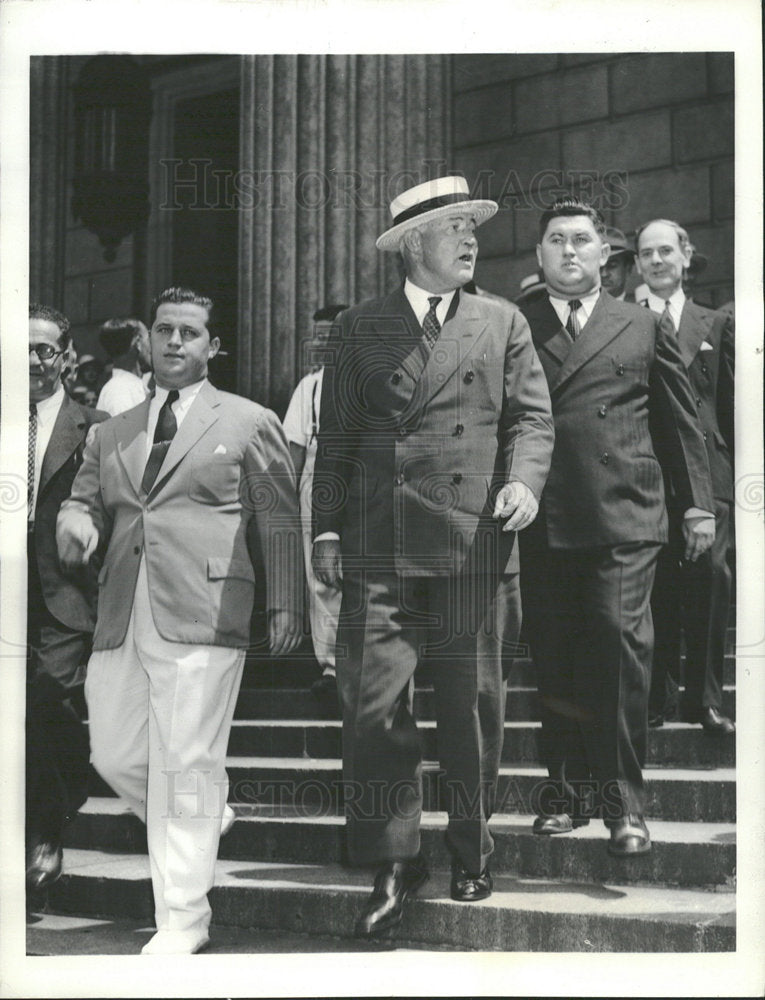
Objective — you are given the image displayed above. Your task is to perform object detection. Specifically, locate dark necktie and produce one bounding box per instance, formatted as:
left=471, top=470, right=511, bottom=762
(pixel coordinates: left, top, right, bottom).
left=28, top=403, right=38, bottom=518
left=566, top=299, right=582, bottom=341
left=141, top=390, right=179, bottom=494
left=661, top=300, right=675, bottom=334
left=422, top=296, right=442, bottom=349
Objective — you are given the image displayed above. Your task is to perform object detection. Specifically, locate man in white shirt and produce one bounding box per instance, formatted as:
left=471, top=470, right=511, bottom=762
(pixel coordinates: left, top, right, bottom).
left=282, top=304, right=347, bottom=716
left=56, top=286, right=303, bottom=954
left=26, top=304, right=107, bottom=895
left=636, top=219, right=735, bottom=736
left=96, top=317, right=151, bottom=416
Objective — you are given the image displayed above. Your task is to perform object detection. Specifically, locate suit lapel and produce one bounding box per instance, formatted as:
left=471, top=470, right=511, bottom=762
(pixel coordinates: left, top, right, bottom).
left=526, top=297, right=572, bottom=369
left=39, top=395, right=86, bottom=497
left=148, top=380, right=219, bottom=498
left=369, top=287, right=430, bottom=385
left=551, top=291, right=630, bottom=393
left=677, top=300, right=711, bottom=368
left=116, top=399, right=151, bottom=498
left=418, top=292, right=490, bottom=408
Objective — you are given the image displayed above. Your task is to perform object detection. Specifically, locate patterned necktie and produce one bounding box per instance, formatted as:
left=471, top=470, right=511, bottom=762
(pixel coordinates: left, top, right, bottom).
left=422, top=296, right=442, bottom=349
left=661, top=300, right=675, bottom=333
left=28, top=403, right=38, bottom=519
left=566, top=299, right=582, bottom=341
left=141, top=389, right=179, bottom=494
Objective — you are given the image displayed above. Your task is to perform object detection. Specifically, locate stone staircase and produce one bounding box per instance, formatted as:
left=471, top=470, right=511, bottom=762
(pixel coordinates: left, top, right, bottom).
left=39, top=632, right=736, bottom=953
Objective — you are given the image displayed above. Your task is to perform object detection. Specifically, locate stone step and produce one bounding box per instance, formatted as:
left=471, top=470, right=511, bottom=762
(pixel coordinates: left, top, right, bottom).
left=65, top=799, right=736, bottom=890
left=47, top=849, right=735, bottom=952
left=225, top=719, right=735, bottom=769
left=216, top=760, right=736, bottom=824
left=232, top=686, right=736, bottom=722
left=241, top=652, right=738, bottom=689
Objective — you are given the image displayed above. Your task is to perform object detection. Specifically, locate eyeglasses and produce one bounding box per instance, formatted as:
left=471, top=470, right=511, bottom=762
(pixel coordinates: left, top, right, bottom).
left=29, top=344, right=66, bottom=361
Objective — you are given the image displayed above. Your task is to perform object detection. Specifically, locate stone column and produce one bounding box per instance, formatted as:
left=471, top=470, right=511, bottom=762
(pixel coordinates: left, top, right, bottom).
left=238, top=54, right=451, bottom=412
left=29, top=57, right=69, bottom=308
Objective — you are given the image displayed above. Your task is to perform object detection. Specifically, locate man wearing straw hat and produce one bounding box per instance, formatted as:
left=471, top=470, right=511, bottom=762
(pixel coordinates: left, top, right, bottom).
left=312, top=174, right=554, bottom=936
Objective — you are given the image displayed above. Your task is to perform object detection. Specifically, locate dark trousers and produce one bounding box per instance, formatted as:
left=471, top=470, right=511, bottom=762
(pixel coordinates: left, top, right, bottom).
left=650, top=501, right=732, bottom=717
left=521, top=542, right=661, bottom=821
left=26, top=538, right=91, bottom=847
left=335, top=569, right=519, bottom=874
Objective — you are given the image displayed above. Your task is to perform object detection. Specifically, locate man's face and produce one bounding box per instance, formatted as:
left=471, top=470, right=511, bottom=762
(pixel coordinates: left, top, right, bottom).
left=150, top=301, right=219, bottom=389
left=134, top=322, right=152, bottom=371
left=29, top=317, right=68, bottom=404
left=537, top=214, right=609, bottom=297
left=414, top=213, right=478, bottom=292
left=600, top=253, right=633, bottom=298
left=636, top=221, right=691, bottom=296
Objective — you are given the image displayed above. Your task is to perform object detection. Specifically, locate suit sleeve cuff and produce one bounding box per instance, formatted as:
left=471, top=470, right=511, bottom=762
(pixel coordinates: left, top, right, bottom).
left=684, top=507, right=715, bottom=520
left=313, top=532, right=340, bottom=543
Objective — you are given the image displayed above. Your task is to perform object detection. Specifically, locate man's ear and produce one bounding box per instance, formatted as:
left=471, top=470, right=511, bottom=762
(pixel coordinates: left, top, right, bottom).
left=402, top=228, right=421, bottom=257
left=535, top=244, right=543, bottom=269
left=599, top=241, right=611, bottom=266
left=208, top=336, right=221, bottom=360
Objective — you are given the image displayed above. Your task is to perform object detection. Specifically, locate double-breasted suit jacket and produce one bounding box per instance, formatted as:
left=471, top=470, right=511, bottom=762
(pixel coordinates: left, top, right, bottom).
left=313, top=286, right=554, bottom=873
left=519, top=290, right=714, bottom=818
left=649, top=299, right=735, bottom=717
left=314, top=286, right=554, bottom=575
left=67, top=380, right=302, bottom=650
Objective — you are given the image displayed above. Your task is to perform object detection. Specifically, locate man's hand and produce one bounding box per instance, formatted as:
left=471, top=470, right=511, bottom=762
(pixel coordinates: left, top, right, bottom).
left=312, top=538, right=343, bottom=587
left=681, top=515, right=715, bottom=562
left=56, top=505, right=99, bottom=571
left=268, top=609, right=302, bottom=656
left=492, top=481, right=539, bottom=532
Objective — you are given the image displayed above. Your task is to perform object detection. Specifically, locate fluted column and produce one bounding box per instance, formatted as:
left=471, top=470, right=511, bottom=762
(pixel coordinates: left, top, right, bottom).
left=238, top=54, right=450, bottom=412
left=29, top=57, right=69, bottom=308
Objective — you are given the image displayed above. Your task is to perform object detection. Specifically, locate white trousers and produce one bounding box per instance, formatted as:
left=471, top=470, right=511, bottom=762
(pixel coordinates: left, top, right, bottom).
left=85, top=558, right=245, bottom=936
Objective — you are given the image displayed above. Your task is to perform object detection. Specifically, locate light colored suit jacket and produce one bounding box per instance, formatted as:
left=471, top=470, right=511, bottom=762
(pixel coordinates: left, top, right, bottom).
left=521, top=291, right=714, bottom=550
left=313, top=287, right=554, bottom=575
left=65, top=380, right=302, bottom=650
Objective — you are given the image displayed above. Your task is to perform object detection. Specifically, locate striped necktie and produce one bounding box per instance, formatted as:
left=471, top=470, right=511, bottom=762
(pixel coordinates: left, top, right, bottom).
left=141, top=390, right=179, bottom=494
left=422, top=296, right=442, bottom=349
left=566, top=299, right=582, bottom=341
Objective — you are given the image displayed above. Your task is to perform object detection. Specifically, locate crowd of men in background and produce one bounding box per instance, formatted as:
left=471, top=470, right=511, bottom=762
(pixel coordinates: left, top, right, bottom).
left=26, top=184, right=735, bottom=950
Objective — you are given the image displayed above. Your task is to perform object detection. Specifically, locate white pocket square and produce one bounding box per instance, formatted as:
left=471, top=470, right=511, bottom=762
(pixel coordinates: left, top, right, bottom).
left=213, top=444, right=227, bottom=455
left=700, top=341, right=714, bottom=351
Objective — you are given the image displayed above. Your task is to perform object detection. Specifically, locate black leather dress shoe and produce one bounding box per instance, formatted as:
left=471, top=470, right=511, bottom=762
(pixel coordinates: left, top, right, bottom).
left=354, top=854, right=429, bottom=938
left=310, top=674, right=341, bottom=719
left=699, top=706, right=735, bottom=736
left=532, top=814, right=590, bottom=836
left=608, top=814, right=651, bottom=857
left=26, top=840, right=63, bottom=891
left=450, top=863, right=492, bottom=901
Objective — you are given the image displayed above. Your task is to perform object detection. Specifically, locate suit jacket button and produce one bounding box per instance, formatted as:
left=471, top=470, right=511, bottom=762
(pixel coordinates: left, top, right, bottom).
left=616, top=364, right=625, bottom=376
left=391, top=371, right=402, bottom=384
left=133, top=545, right=140, bottom=555
left=455, top=423, right=464, bottom=436
left=452, top=472, right=463, bottom=484
left=600, top=452, right=609, bottom=465
left=701, top=363, right=709, bottom=374
left=696, top=397, right=702, bottom=406
left=703, top=431, right=708, bottom=441
left=463, top=370, right=475, bottom=383
left=398, top=426, right=407, bottom=438
left=598, top=405, right=607, bottom=418
left=395, top=473, right=406, bottom=486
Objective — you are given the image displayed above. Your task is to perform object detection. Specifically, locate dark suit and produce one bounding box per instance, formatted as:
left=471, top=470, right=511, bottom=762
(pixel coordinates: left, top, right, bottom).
left=27, top=393, right=106, bottom=848
left=519, top=291, right=713, bottom=819
left=314, top=286, right=554, bottom=872
left=649, top=301, right=734, bottom=718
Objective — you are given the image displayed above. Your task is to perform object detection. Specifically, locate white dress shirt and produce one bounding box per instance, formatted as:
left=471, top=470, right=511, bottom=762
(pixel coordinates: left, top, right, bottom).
left=96, top=367, right=149, bottom=416
left=403, top=279, right=457, bottom=326
left=145, top=380, right=206, bottom=461
left=644, top=287, right=686, bottom=331
left=547, top=286, right=602, bottom=332
left=29, top=384, right=65, bottom=518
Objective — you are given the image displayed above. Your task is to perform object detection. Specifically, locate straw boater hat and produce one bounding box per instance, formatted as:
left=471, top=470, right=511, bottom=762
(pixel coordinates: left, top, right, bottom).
left=376, top=175, right=498, bottom=252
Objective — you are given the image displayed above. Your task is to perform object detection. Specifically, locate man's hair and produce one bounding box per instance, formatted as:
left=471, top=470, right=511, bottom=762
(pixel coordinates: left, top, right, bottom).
left=29, top=302, right=71, bottom=347
left=538, top=197, right=607, bottom=241
left=634, top=218, right=692, bottom=255
left=149, top=287, right=216, bottom=333
left=99, top=317, right=145, bottom=359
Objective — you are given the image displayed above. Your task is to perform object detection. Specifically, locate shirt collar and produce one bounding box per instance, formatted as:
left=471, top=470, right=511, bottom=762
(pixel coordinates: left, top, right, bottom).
left=404, top=278, right=457, bottom=323
left=33, top=383, right=65, bottom=420
left=153, top=378, right=206, bottom=405
left=646, top=286, right=686, bottom=319
left=547, top=285, right=601, bottom=324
